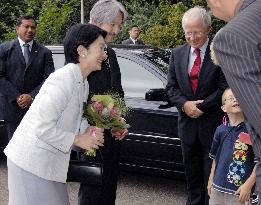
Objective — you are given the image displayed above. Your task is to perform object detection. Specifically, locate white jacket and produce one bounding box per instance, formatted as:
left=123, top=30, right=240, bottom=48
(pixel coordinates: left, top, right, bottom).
left=4, top=63, right=89, bottom=183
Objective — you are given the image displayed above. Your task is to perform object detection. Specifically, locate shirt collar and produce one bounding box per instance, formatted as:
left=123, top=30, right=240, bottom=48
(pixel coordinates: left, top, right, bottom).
left=73, top=63, right=87, bottom=84
left=130, top=37, right=137, bottom=44
left=190, top=38, right=209, bottom=56
left=18, top=37, right=33, bottom=48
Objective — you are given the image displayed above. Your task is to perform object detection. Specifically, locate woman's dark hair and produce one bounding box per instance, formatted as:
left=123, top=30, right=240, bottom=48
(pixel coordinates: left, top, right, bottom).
left=63, top=23, right=107, bottom=64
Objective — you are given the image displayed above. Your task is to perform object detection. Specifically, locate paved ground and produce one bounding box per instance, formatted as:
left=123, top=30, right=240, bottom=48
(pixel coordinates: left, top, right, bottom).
left=0, top=155, right=186, bottom=205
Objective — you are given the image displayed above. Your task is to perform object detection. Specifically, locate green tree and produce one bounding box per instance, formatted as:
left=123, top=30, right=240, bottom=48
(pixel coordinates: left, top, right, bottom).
left=0, top=0, right=27, bottom=42
left=0, top=0, right=225, bottom=46
left=36, top=0, right=79, bottom=44
left=114, top=0, right=158, bottom=44
left=141, top=1, right=187, bottom=47
left=120, top=0, right=225, bottom=48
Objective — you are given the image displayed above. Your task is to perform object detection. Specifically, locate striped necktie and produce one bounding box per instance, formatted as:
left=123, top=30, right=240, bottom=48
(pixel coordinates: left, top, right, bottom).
left=23, top=43, right=30, bottom=65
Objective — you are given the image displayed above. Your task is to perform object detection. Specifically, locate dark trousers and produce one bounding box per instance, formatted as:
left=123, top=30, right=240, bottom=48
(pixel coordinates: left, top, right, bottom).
left=181, top=139, right=212, bottom=205
left=78, top=132, right=121, bottom=205
left=6, top=121, right=20, bottom=141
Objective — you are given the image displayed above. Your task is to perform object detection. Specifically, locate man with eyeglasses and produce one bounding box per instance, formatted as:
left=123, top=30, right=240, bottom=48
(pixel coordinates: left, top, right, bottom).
left=166, top=6, right=227, bottom=205
left=0, top=14, right=54, bottom=141
left=78, top=1, right=128, bottom=205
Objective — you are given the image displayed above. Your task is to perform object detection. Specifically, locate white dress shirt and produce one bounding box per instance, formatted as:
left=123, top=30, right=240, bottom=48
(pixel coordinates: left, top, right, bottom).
left=18, top=37, right=33, bottom=55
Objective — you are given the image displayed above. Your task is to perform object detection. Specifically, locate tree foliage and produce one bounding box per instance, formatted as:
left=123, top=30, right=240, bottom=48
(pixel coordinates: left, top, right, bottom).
left=118, top=0, right=225, bottom=48
left=0, top=0, right=225, bottom=47
left=36, top=0, right=79, bottom=44
left=0, top=0, right=27, bottom=41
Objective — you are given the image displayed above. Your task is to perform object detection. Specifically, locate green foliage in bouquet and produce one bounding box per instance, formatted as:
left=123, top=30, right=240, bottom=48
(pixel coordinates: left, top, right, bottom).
left=83, top=94, right=130, bottom=131
left=83, top=94, right=130, bottom=157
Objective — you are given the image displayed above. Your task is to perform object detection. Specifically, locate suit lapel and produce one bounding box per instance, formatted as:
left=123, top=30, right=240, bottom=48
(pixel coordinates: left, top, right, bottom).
left=179, top=45, right=194, bottom=95
left=129, top=38, right=134, bottom=44
left=72, top=65, right=84, bottom=116
left=13, top=40, right=26, bottom=66
left=26, top=41, right=38, bottom=68
left=196, top=41, right=212, bottom=94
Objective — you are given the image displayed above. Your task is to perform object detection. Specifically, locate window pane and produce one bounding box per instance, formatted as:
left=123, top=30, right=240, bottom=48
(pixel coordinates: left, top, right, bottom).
left=52, top=53, right=65, bottom=70
left=117, top=57, right=164, bottom=98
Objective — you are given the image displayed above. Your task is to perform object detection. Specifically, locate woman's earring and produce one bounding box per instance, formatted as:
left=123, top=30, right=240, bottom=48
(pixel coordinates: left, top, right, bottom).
left=81, top=54, right=86, bottom=58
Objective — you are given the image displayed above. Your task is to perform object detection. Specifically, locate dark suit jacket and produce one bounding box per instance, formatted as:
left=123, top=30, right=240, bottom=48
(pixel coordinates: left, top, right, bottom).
left=212, top=0, right=261, bottom=192
left=166, top=40, right=227, bottom=146
left=0, top=39, right=54, bottom=122
left=122, top=38, right=144, bottom=45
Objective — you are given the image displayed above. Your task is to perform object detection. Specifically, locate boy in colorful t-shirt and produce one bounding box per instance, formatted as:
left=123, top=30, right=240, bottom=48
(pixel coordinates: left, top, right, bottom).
left=208, top=88, right=256, bottom=205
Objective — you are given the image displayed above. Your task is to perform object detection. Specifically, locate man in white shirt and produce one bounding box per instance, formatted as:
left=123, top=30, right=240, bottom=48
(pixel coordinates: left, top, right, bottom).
left=0, top=14, right=54, bottom=140
left=122, top=25, right=144, bottom=45
left=166, top=6, right=227, bottom=205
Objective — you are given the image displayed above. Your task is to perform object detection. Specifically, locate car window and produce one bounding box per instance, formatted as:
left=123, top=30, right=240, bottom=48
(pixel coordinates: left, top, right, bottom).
left=117, top=57, right=164, bottom=98
left=52, top=53, right=65, bottom=70
left=52, top=53, right=164, bottom=98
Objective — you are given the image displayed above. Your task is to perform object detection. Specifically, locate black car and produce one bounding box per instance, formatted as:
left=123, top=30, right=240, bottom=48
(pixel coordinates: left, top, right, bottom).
left=48, top=44, right=184, bottom=179
left=0, top=45, right=184, bottom=179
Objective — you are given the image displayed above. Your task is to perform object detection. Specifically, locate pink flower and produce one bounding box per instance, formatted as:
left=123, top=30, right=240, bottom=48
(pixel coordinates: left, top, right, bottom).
left=91, top=102, right=104, bottom=113
left=109, top=107, right=120, bottom=118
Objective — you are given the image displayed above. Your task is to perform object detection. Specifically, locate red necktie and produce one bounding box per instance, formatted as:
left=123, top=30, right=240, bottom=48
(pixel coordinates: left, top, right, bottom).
left=189, top=48, right=201, bottom=94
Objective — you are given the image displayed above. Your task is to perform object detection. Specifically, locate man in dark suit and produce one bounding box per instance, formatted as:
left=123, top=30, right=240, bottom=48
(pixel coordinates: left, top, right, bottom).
left=166, top=7, right=227, bottom=205
left=122, top=25, right=144, bottom=45
left=78, top=1, right=128, bottom=205
left=0, top=14, right=54, bottom=140
left=207, top=0, right=261, bottom=200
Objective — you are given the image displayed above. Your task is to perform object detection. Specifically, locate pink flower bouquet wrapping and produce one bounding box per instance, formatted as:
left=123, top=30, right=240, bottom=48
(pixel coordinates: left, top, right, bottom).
left=83, top=94, right=130, bottom=156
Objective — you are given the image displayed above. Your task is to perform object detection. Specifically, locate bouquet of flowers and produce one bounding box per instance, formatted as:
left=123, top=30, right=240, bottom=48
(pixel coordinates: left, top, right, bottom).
left=83, top=94, right=130, bottom=156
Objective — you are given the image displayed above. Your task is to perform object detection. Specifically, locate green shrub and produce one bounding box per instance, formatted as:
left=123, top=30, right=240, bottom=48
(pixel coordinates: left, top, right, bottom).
left=36, top=0, right=79, bottom=44
left=141, top=2, right=186, bottom=47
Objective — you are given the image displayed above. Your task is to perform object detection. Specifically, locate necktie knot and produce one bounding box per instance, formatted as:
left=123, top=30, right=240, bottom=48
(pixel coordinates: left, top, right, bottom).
left=194, top=48, right=200, bottom=58
left=23, top=43, right=29, bottom=48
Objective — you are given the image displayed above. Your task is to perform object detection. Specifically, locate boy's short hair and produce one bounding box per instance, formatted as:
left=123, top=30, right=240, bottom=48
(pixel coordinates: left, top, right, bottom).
left=221, top=88, right=232, bottom=105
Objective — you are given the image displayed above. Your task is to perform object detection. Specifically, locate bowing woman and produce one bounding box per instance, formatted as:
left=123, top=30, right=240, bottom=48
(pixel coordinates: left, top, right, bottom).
left=4, top=23, right=107, bottom=205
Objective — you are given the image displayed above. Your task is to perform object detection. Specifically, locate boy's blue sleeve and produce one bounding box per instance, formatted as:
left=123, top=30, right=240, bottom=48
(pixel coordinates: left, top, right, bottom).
left=209, top=127, right=221, bottom=159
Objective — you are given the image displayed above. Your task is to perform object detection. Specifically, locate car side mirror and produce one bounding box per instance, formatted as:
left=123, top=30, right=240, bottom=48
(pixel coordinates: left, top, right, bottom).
left=145, top=88, right=168, bottom=101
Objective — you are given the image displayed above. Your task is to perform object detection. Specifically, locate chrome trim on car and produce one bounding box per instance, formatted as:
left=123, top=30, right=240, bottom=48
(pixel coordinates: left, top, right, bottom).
left=127, top=132, right=180, bottom=141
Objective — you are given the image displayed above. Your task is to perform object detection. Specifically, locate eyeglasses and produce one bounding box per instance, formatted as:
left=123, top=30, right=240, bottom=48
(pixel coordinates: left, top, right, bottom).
left=224, top=96, right=237, bottom=103
left=184, top=31, right=203, bottom=38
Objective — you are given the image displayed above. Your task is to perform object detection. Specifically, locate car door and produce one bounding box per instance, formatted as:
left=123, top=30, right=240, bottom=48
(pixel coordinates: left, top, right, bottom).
left=115, top=49, right=184, bottom=178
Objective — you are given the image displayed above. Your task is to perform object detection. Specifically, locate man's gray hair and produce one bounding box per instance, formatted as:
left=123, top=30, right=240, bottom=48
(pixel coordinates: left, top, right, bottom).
left=90, top=0, right=128, bottom=24
left=182, top=6, right=212, bottom=29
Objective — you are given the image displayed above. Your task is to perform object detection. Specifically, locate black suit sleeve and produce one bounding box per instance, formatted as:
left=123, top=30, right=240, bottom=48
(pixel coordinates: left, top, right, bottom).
left=197, top=68, right=227, bottom=112
left=29, top=47, right=54, bottom=98
left=0, top=42, right=21, bottom=102
left=166, top=49, right=188, bottom=110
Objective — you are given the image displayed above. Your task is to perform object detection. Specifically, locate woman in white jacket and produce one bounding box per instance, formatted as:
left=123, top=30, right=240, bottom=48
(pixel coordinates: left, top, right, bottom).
left=4, top=23, right=107, bottom=205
